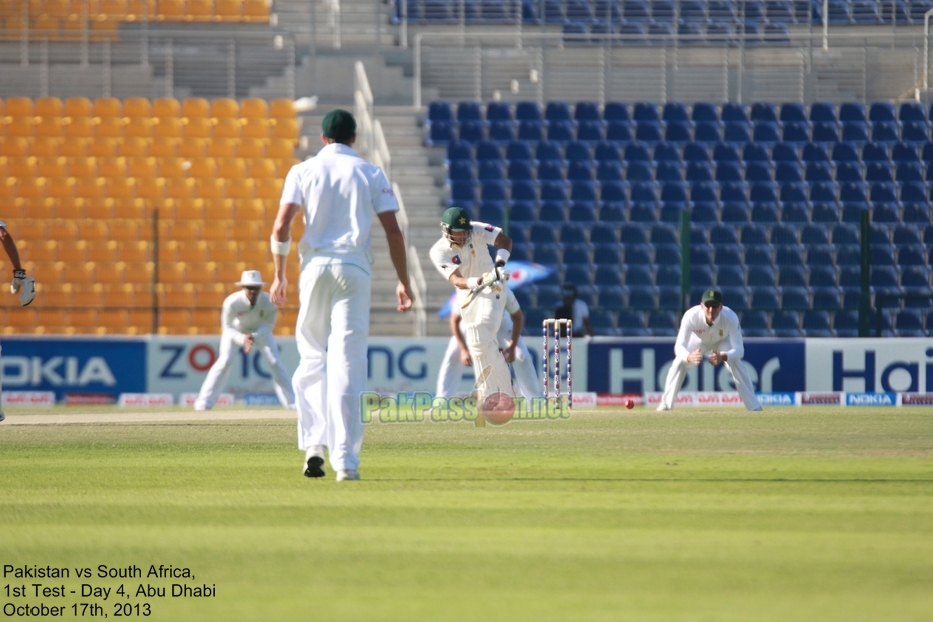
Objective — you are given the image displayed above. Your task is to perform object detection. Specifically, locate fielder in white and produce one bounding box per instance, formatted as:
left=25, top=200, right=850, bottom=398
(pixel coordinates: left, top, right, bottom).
left=435, top=287, right=542, bottom=403
left=271, top=109, right=413, bottom=482
left=0, top=220, right=36, bottom=422
left=657, top=288, right=763, bottom=412
left=429, top=207, right=514, bottom=409
left=194, top=270, right=295, bottom=411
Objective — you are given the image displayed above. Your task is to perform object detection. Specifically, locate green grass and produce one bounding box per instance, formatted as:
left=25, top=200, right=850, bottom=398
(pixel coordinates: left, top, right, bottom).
left=1, top=407, right=932, bottom=621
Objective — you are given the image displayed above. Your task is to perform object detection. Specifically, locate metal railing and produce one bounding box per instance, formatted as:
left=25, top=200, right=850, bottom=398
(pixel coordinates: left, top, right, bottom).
left=354, top=60, right=427, bottom=336
left=413, top=29, right=931, bottom=108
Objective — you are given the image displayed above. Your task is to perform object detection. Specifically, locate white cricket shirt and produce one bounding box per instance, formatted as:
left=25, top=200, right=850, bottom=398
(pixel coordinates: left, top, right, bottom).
left=452, top=286, right=521, bottom=342
left=221, top=291, right=279, bottom=346
left=429, top=221, right=501, bottom=286
left=279, top=143, right=398, bottom=274
left=673, top=304, right=746, bottom=360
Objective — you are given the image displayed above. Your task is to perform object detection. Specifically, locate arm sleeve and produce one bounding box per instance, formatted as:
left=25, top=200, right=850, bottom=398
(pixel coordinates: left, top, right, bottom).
left=221, top=297, right=247, bottom=347
left=719, top=311, right=745, bottom=360
left=372, top=168, right=399, bottom=214
left=278, top=165, right=303, bottom=207
left=673, top=309, right=695, bottom=359
left=503, top=288, right=521, bottom=315
left=429, top=242, right=460, bottom=282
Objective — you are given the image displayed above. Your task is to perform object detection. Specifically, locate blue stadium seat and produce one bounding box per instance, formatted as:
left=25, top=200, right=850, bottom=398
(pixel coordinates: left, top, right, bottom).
left=686, top=161, right=714, bottom=183
left=690, top=102, right=718, bottom=123
left=656, top=161, right=684, bottom=182
left=839, top=102, right=867, bottom=122
left=635, top=121, right=664, bottom=144
left=775, top=161, right=804, bottom=183
left=588, top=309, right=617, bottom=336
left=717, top=264, right=746, bottom=287
left=446, top=140, right=473, bottom=162
left=604, top=102, right=630, bottom=122
left=743, top=142, right=771, bottom=163
left=841, top=121, right=870, bottom=142
left=806, top=161, right=834, bottom=183
left=626, top=161, right=654, bottom=182
left=577, top=120, right=604, bottom=142
left=477, top=160, right=505, bottom=181
left=507, top=160, right=535, bottom=182
left=646, top=311, right=678, bottom=336
left=751, top=102, right=779, bottom=123
left=664, top=121, right=693, bottom=143
left=548, top=119, right=575, bottom=142
left=745, top=162, right=774, bottom=182
left=900, top=100, right=929, bottom=123
left=537, top=160, right=564, bottom=182
left=488, top=121, right=514, bottom=142
left=896, top=162, right=924, bottom=182
left=515, top=101, right=543, bottom=122
left=895, top=309, right=926, bottom=337
left=892, top=141, right=920, bottom=162
left=616, top=310, right=646, bottom=336
left=476, top=140, right=503, bottom=161
left=568, top=160, right=594, bottom=181
left=720, top=181, right=749, bottom=203
left=802, top=310, right=833, bottom=336
left=694, top=121, right=723, bottom=144
left=812, top=121, right=839, bottom=143
left=594, top=264, right=623, bottom=286
left=683, top=141, right=711, bottom=162
left=538, top=202, right=567, bottom=222
left=510, top=180, right=537, bottom=203
left=752, top=121, right=781, bottom=144
left=485, top=101, right=512, bottom=122
left=782, top=121, right=811, bottom=143
left=779, top=202, right=808, bottom=223
left=510, top=202, right=537, bottom=223
left=653, top=141, right=681, bottom=162
left=871, top=121, right=900, bottom=144
left=781, top=286, right=811, bottom=310
left=597, top=286, right=627, bottom=309
left=720, top=102, right=748, bottom=123
left=599, top=180, right=627, bottom=205
left=716, top=162, right=744, bottom=182
left=628, top=285, right=659, bottom=310
left=835, top=161, right=864, bottom=182
left=596, top=161, right=623, bottom=182
left=633, top=102, right=660, bottom=122
left=691, top=202, right=718, bottom=223
left=690, top=180, right=718, bottom=203
left=741, top=310, right=771, bottom=336
left=506, top=141, right=534, bottom=161
left=723, top=121, right=752, bottom=144
left=539, top=180, right=567, bottom=202
left=595, top=141, right=621, bottom=161
left=575, top=101, right=601, bottom=121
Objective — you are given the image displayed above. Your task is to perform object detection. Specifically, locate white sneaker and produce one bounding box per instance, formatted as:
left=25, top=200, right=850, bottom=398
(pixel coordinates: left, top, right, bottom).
left=656, top=403, right=671, bottom=412
left=193, top=403, right=210, bottom=411
left=336, top=469, right=360, bottom=481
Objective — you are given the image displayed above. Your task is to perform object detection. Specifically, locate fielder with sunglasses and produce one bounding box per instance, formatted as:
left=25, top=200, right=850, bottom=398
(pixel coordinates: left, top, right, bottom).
left=657, top=288, right=762, bottom=412
left=194, top=270, right=296, bottom=412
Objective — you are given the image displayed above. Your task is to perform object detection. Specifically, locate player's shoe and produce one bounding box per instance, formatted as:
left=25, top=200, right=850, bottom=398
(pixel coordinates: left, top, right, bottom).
left=193, top=403, right=210, bottom=411
left=0, top=411, right=5, bottom=422
left=303, top=456, right=325, bottom=478
left=336, top=469, right=360, bottom=481
left=656, top=403, right=671, bottom=412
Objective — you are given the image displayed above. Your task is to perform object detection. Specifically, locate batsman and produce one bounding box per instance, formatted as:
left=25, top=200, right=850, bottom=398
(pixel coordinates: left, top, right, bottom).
left=429, top=207, right=514, bottom=411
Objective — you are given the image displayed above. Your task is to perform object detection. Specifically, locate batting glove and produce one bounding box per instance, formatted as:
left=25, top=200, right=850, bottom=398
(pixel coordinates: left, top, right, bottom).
left=12, top=270, right=35, bottom=306
left=495, top=265, right=509, bottom=283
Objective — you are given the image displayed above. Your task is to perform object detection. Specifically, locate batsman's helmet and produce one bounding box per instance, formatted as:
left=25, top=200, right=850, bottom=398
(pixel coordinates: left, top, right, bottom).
left=441, top=206, right=472, bottom=245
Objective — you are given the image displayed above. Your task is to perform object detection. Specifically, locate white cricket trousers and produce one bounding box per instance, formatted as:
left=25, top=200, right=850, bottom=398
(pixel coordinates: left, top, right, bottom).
left=195, top=330, right=295, bottom=410
left=659, top=354, right=763, bottom=411
left=460, top=290, right=514, bottom=400
left=435, top=336, right=540, bottom=401
left=293, top=262, right=370, bottom=472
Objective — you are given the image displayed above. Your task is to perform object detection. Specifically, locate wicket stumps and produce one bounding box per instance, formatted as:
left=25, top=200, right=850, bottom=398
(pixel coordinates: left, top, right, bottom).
left=542, top=319, right=572, bottom=410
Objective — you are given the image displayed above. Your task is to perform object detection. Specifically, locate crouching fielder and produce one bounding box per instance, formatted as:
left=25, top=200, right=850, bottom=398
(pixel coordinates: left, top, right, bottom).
left=657, top=288, right=762, bottom=412
left=194, top=270, right=296, bottom=411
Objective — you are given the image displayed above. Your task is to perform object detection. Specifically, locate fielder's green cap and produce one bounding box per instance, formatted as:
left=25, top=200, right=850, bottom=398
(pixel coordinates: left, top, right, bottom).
left=322, top=109, right=356, bottom=142
left=702, top=289, right=723, bottom=305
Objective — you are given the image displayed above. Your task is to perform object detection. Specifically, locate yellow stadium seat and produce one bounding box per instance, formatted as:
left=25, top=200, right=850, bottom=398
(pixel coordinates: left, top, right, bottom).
left=159, top=309, right=190, bottom=333
left=136, top=177, right=165, bottom=199
left=210, top=97, right=239, bottom=118
left=158, top=240, right=179, bottom=263
left=43, top=284, right=73, bottom=307
left=85, top=240, right=115, bottom=263
left=196, top=178, right=226, bottom=200
left=149, top=137, right=179, bottom=157
left=120, top=240, right=152, bottom=263
left=64, top=116, right=95, bottom=138
left=35, top=96, right=64, bottom=117
left=153, top=116, right=182, bottom=139
left=37, top=156, right=68, bottom=178
left=126, top=156, right=156, bottom=177
left=2, top=14, right=27, bottom=38
left=26, top=240, right=59, bottom=262
left=56, top=200, right=84, bottom=218
left=67, top=155, right=98, bottom=178
left=97, top=261, right=125, bottom=283
left=35, top=117, right=65, bottom=138
left=158, top=156, right=187, bottom=177
left=152, top=97, right=180, bottom=119
left=98, top=156, right=127, bottom=178
left=183, top=117, right=212, bottom=139
left=226, top=177, right=255, bottom=199
left=177, top=137, right=207, bottom=158
left=5, top=117, right=35, bottom=138
left=18, top=176, right=47, bottom=199
left=127, top=310, right=154, bottom=334
left=195, top=283, right=226, bottom=308
left=93, top=97, right=122, bottom=118
left=70, top=283, right=102, bottom=309
left=158, top=262, right=186, bottom=285
left=60, top=137, right=90, bottom=157
left=27, top=199, right=57, bottom=219
left=5, top=96, right=34, bottom=117
left=216, top=157, right=246, bottom=178
left=214, top=261, right=245, bottom=284
left=83, top=198, right=116, bottom=219
left=78, top=220, right=110, bottom=241
left=270, top=98, right=297, bottom=120
left=157, top=0, right=186, bottom=20
left=70, top=309, right=100, bottom=330
left=108, top=177, right=137, bottom=201
left=242, top=0, right=270, bottom=22
left=34, top=15, right=62, bottom=38
left=275, top=158, right=299, bottom=175
left=271, top=118, right=300, bottom=140
left=207, top=138, right=236, bottom=158
left=75, top=177, right=107, bottom=199
left=44, top=0, right=73, bottom=18
left=122, top=97, right=151, bottom=118
left=103, top=283, right=136, bottom=307
left=49, top=218, right=80, bottom=240
left=97, top=309, right=129, bottom=333
left=9, top=156, right=38, bottom=177
left=246, top=159, right=277, bottom=179
left=110, top=219, right=145, bottom=241
left=88, top=137, right=119, bottom=157
left=165, top=177, right=194, bottom=199
left=231, top=220, right=261, bottom=240
left=212, top=117, right=241, bottom=139
left=95, top=116, right=125, bottom=138
left=63, top=96, right=93, bottom=118
left=204, top=199, right=235, bottom=221
left=181, top=97, right=210, bottom=118
left=241, top=117, right=270, bottom=140
left=124, top=117, right=153, bottom=138
left=31, top=137, right=62, bottom=158
left=47, top=177, right=76, bottom=200
left=123, top=261, right=154, bottom=284
left=186, top=157, right=216, bottom=178
left=1, top=138, right=29, bottom=157
left=237, top=138, right=266, bottom=158
left=64, top=261, right=96, bottom=284
left=121, top=136, right=149, bottom=157
left=201, top=219, right=232, bottom=241
left=159, top=221, right=199, bottom=241
left=214, top=0, right=240, bottom=20
left=61, top=15, right=86, bottom=42
left=187, top=0, right=213, bottom=20
left=209, top=239, right=239, bottom=262
left=186, top=261, right=217, bottom=284
left=0, top=157, right=7, bottom=177
left=176, top=240, right=207, bottom=263
left=98, top=0, right=129, bottom=17
left=17, top=219, right=48, bottom=240
left=190, top=309, right=218, bottom=332
left=240, top=98, right=269, bottom=119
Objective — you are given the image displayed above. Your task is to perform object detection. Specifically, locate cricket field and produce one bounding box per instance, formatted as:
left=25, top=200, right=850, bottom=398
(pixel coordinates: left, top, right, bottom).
left=1, top=405, right=931, bottom=621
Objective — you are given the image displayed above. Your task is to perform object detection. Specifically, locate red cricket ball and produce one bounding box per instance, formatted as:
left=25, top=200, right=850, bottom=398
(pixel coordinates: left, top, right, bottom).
left=624, top=399, right=634, bottom=410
